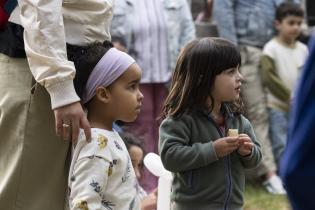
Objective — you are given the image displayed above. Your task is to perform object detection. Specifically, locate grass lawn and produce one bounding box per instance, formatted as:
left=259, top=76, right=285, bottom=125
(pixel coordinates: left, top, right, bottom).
left=244, top=183, right=291, bottom=210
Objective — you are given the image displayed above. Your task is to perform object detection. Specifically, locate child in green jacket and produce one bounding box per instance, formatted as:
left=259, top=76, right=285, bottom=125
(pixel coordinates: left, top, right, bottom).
left=159, top=37, right=262, bottom=210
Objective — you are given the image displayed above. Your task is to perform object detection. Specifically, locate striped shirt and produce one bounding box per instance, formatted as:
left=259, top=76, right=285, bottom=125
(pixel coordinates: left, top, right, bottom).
left=133, top=0, right=169, bottom=83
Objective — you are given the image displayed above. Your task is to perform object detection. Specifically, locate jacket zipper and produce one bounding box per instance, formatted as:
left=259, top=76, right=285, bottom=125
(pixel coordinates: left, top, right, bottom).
left=224, top=155, right=232, bottom=210
left=207, top=115, right=232, bottom=210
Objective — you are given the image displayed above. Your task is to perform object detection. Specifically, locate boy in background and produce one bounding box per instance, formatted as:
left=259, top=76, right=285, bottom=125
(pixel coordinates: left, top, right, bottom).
left=260, top=2, right=308, bottom=170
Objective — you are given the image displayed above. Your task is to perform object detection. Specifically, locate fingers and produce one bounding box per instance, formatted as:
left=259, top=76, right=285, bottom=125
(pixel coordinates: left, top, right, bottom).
left=238, top=134, right=251, bottom=145
left=225, top=137, right=238, bottom=143
left=242, top=142, right=254, bottom=149
left=215, top=139, right=239, bottom=156
left=61, top=117, right=90, bottom=143
left=54, top=109, right=71, bottom=140
left=81, top=117, right=91, bottom=142
left=239, top=138, right=251, bottom=146
left=224, top=137, right=240, bottom=148
left=55, top=112, right=62, bottom=137
left=237, top=141, right=254, bottom=155
left=53, top=102, right=91, bottom=143
left=71, top=119, right=80, bottom=143
left=238, top=134, right=250, bottom=141
left=62, top=121, right=71, bottom=141
left=215, top=136, right=253, bottom=158
left=227, top=144, right=240, bottom=152
left=151, top=188, right=158, bottom=195
left=64, top=116, right=91, bottom=143
left=59, top=116, right=90, bottom=143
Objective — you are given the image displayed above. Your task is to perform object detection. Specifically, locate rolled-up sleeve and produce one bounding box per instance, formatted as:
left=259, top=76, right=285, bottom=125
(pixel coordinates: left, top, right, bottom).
left=18, top=0, right=80, bottom=109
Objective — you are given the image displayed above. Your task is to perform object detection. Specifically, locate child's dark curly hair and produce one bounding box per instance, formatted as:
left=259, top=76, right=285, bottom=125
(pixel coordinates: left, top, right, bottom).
left=67, top=41, right=113, bottom=100
left=120, top=132, right=145, bottom=154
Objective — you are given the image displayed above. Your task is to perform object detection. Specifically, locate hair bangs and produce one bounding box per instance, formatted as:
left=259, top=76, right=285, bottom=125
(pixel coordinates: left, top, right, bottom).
left=211, top=39, right=241, bottom=75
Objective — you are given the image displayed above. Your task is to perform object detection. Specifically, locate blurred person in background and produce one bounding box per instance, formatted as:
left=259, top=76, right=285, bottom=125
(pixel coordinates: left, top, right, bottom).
left=260, top=2, right=308, bottom=169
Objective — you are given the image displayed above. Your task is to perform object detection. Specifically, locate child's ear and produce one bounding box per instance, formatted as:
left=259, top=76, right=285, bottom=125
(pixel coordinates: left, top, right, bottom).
left=95, top=86, right=111, bottom=103
left=275, top=20, right=281, bottom=30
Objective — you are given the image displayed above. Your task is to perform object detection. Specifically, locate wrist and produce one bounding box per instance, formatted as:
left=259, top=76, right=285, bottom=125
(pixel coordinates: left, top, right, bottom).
left=46, top=80, right=80, bottom=109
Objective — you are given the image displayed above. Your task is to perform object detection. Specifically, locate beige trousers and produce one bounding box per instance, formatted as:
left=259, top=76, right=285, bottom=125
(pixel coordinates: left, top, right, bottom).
left=0, top=54, right=70, bottom=210
left=240, top=46, right=277, bottom=177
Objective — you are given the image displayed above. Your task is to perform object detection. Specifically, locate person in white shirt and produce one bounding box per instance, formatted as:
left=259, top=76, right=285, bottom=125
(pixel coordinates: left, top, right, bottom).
left=67, top=42, right=143, bottom=210
left=260, top=2, right=308, bottom=169
left=0, top=0, right=113, bottom=209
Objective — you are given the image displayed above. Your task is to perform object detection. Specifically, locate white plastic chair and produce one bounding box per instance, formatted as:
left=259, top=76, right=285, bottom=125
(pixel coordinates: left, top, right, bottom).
left=143, top=153, right=172, bottom=210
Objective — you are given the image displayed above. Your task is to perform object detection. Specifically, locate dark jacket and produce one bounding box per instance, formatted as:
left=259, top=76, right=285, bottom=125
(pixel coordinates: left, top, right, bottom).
left=280, top=35, right=315, bottom=210
left=159, top=105, right=262, bottom=210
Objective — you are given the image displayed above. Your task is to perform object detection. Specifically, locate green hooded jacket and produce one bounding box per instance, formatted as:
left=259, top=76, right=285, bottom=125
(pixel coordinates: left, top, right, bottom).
left=159, top=105, right=262, bottom=210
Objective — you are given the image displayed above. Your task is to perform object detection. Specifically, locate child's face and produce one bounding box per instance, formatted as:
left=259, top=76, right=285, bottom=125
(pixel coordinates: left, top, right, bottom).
left=107, top=64, right=143, bottom=122
left=276, top=15, right=303, bottom=42
left=211, top=66, right=243, bottom=103
left=128, top=145, right=144, bottom=180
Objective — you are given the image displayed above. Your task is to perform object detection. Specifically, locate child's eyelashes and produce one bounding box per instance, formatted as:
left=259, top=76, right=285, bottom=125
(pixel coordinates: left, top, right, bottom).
left=229, top=69, right=236, bottom=74
left=288, top=20, right=302, bottom=26
left=128, top=83, right=139, bottom=90
left=224, top=68, right=238, bottom=74
left=128, top=84, right=136, bottom=90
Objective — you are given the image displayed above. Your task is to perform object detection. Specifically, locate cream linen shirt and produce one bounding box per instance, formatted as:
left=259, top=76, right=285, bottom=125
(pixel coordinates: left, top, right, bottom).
left=10, top=0, right=113, bottom=109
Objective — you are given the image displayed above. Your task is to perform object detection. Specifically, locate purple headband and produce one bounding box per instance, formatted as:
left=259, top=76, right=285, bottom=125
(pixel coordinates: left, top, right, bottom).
left=82, top=47, right=136, bottom=104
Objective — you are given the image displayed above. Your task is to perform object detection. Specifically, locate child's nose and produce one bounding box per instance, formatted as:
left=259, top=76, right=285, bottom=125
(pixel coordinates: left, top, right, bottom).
left=237, top=71, right=244, bottom=81
left=138, top=91, right=144, bottom=101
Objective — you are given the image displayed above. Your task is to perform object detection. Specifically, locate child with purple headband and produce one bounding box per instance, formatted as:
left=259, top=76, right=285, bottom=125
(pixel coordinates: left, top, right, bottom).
left=66, top=42, right=143, bottom=210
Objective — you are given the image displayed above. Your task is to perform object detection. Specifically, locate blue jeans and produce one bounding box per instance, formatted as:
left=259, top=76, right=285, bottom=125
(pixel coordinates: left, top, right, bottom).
left=268, top=108, right=288, bottom=168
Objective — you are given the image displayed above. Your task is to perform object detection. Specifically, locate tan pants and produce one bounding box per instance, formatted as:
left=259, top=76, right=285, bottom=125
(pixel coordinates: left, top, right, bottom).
left=0, top=54, right=69, bottom=210
left=240, top=46, right=277, bottom=177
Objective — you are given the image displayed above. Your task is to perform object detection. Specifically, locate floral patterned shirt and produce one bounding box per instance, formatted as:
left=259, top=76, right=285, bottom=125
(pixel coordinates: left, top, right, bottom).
left=68, top=128, right=140, bottom=210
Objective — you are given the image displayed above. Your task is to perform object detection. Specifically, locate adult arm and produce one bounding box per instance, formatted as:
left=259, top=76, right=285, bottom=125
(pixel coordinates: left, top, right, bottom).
left=17, top=0, right=90, bottom=141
